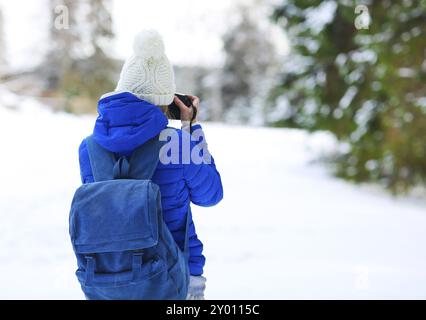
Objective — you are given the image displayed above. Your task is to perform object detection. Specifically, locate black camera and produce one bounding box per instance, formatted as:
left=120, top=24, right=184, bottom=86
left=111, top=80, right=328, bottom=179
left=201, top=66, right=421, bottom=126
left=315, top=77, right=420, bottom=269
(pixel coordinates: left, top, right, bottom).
left=168, top=93, right=197, bottom=121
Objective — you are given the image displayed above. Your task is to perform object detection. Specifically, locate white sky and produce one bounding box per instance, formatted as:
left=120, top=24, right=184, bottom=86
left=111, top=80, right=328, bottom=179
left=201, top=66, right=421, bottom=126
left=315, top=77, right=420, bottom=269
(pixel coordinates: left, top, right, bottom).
left=0, top=0, right=287, bottom=70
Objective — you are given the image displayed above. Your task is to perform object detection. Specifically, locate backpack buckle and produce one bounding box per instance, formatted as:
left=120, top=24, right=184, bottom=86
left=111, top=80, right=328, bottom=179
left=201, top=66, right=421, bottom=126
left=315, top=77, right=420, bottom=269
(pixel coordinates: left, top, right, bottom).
left=131, top=252, right=144, bottom=282
left=85, top=255, right=96, bottom=286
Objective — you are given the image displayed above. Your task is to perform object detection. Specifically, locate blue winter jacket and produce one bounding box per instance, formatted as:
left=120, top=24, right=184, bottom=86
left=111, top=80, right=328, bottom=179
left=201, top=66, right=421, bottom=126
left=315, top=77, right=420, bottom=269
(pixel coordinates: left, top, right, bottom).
left=78, top=91, right=223, bottom=276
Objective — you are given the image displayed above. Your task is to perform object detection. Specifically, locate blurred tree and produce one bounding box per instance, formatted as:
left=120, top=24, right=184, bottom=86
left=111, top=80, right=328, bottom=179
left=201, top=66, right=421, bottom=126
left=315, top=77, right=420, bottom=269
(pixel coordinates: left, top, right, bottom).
left=44, top=0, right=80, bottom=91
left=221, top=4, right=277, bottom=124
left=270, top=0, right=426, bottom=193
left=60, top=0, right=116, bottom=112
left=44, top=0, right=116, bottom=113
left=0, top=6, right=6, bottom=72
left=86, top=0, right=114, bottom=55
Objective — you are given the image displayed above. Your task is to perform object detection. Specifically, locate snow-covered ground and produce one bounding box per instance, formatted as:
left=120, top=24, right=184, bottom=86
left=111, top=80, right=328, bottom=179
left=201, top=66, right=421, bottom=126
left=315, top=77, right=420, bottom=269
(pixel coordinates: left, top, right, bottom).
left=1, top=92, right=425, bottom=299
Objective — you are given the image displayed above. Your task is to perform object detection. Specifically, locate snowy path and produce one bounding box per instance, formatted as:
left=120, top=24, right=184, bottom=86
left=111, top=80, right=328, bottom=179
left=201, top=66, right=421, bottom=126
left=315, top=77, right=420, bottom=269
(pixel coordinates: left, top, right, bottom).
left=0, top=100, right=425, bottom=299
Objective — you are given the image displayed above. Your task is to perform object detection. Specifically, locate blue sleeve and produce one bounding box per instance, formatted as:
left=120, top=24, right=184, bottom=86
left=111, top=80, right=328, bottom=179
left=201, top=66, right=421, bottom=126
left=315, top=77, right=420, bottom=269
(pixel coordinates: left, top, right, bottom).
left=183, top=124, right=223, bottom=207
left=78, top=140, right=95, bottom=184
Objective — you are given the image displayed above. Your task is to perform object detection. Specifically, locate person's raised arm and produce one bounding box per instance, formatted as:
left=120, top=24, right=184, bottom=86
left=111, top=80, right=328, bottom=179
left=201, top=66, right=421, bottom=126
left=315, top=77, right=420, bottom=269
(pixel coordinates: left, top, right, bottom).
left=174, top=95, right=224, bottom=207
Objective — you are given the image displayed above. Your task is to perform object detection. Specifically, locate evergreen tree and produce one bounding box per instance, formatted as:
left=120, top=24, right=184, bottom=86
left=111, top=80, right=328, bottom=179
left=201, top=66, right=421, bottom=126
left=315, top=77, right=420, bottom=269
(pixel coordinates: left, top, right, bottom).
left=45, top=0, right=80, bottom=90
left=221, top=4, right=277, bottom=123
left=271, top=0, right=426, bottom=193
left=44, top=0, right=116, bottom=112
left=60, top=0, right=116, bottom=107
left=0, top=6, right=6, bottom=71
left=86, top=0, right=114, bottom=55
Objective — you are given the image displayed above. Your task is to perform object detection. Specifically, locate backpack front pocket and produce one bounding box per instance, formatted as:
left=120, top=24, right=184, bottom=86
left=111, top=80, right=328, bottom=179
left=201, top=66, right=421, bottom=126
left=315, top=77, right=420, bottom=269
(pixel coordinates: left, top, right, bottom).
left=76, top=253, right=166, bottom=288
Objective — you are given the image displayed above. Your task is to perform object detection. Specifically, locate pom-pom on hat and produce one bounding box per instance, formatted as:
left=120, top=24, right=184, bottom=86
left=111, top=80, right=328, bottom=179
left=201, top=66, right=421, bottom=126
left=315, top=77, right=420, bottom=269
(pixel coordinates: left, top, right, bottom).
left=116, top=30, right=176, bottom=106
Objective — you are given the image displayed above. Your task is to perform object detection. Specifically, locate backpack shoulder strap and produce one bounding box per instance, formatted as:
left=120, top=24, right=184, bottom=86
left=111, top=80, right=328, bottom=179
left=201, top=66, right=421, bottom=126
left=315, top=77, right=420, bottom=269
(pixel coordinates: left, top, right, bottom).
left=85, top=135, right=116, bottom=182
left=128, top=135, right=166, bottom=180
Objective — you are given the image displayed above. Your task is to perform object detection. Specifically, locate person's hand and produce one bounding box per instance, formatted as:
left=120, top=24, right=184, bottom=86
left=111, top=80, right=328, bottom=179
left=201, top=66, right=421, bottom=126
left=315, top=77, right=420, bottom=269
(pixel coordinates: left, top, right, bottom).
left=173, top=94, right=199, bottom=125
left=186, top=275, right=206, bottom=300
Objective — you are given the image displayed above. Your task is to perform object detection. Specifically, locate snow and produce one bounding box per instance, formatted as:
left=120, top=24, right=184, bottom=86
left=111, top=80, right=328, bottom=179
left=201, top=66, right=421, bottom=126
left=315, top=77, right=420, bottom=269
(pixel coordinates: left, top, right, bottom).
left=304, top=1, right=337, bottom=35
left=1, top=93, right=426, bottom=299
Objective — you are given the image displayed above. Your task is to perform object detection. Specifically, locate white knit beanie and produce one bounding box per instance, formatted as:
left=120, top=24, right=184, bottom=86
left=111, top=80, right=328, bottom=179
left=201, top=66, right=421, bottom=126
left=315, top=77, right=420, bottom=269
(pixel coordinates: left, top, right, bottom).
left=116, top=30, right=176, bottom=106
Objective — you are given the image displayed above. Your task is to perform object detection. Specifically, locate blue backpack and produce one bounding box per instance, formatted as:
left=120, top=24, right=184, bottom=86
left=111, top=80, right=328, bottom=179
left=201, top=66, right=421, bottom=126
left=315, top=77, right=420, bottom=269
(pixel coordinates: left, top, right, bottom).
left=69, top=135, right=190, bottom=300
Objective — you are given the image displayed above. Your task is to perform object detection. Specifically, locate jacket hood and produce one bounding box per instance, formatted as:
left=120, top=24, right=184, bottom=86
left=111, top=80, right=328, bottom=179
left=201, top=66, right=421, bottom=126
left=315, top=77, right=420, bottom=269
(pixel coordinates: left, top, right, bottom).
left=93, top=91, right=168, bottom=154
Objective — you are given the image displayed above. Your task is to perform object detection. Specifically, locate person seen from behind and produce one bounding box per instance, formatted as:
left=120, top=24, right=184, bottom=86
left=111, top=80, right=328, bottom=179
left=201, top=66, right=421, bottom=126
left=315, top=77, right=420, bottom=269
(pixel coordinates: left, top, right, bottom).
left=77, top=30, right=223, bottom=300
